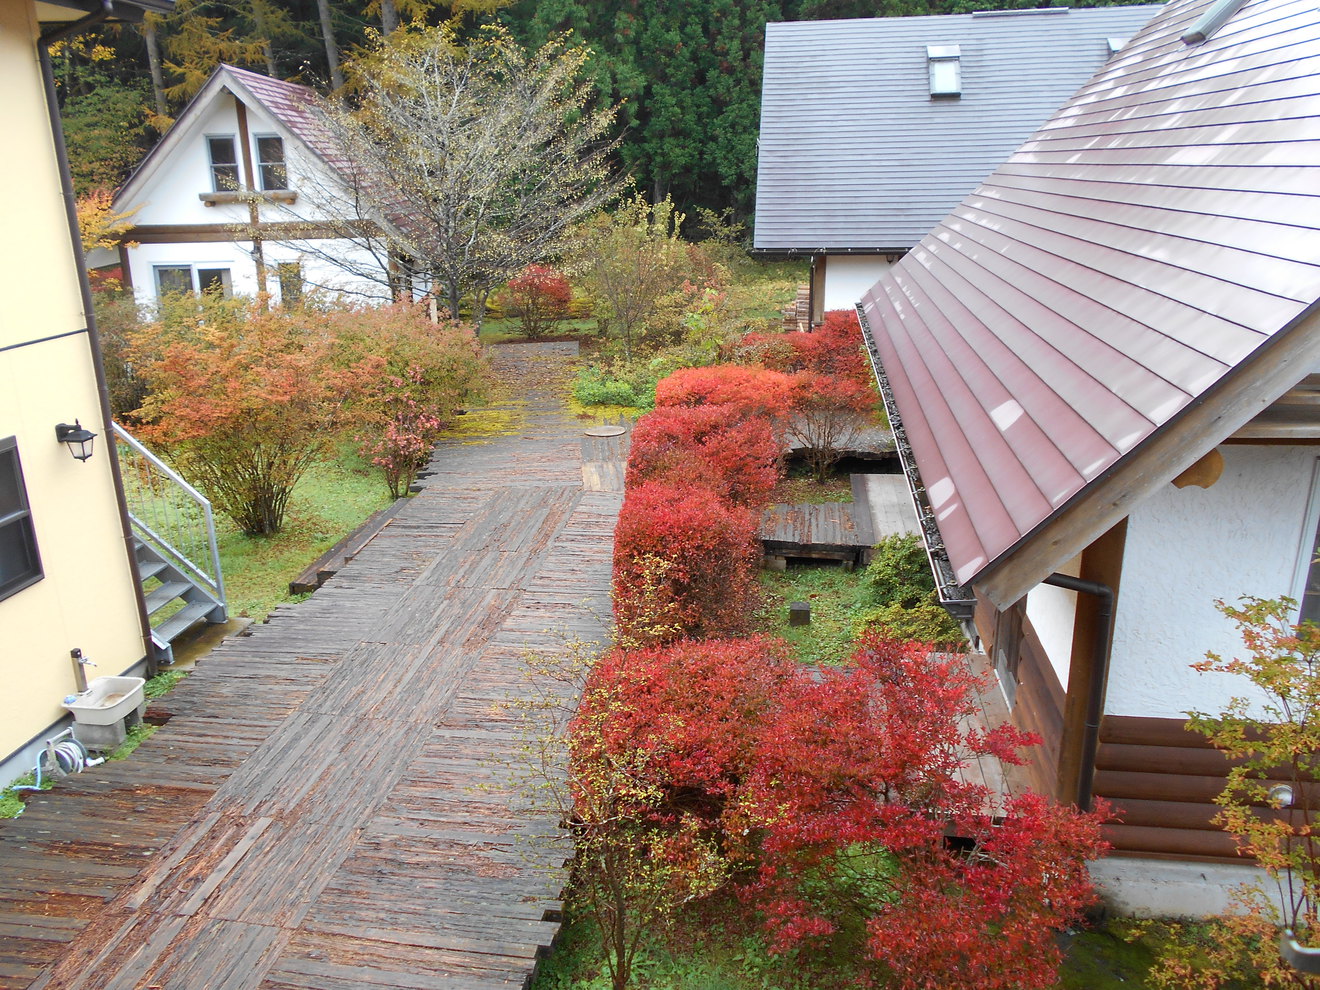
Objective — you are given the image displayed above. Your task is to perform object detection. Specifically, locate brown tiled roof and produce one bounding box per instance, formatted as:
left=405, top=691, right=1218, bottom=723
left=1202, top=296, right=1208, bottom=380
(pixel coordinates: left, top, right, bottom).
left=860, top=0, right=1320, bottom=595
left=220, top=65, right=350, bottom=176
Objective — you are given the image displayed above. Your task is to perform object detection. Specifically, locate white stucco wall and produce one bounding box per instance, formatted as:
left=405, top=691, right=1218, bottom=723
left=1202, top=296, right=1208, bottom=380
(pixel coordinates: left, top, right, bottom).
left=1107, top=445, right=1317, bottom=720
left=823, top=255, right=892, bottom=311
left=1025, top=552, right=1082, bottom=690
left=125, top=240, right=392, bottom=309
left=120, top=86, right=393, bottom=308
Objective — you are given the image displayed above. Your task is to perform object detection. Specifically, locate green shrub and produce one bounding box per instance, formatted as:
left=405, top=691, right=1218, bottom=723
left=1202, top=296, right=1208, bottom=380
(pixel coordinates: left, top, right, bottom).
left=859, top=533, right=966, bottom=646
left=854, top=599, right=964, bottom=646
left=573, top=364, right=657, bottom=410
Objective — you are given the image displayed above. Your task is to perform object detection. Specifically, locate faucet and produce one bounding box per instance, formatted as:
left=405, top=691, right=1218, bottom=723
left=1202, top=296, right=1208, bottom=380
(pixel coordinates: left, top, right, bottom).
left=70, top=648, right=96, bottom=694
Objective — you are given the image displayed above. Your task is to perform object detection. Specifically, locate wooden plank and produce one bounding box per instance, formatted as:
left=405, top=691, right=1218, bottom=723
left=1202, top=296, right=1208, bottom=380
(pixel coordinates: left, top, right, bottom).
left=0, top=342, right=607, bottom=990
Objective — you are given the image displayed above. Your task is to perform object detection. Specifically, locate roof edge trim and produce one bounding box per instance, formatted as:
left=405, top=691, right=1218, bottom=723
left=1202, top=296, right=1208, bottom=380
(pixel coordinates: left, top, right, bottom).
left=973, top=299, right=1320, bottom=610
left=857, top=305, right=976, bottom=620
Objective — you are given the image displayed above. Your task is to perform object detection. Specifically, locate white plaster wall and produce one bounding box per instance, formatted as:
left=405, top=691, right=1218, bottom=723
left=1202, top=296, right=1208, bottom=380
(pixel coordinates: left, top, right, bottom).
left=1025, top=552, right=1081, bottom=690
left=1107, top=445, right=1316, bottom=720
left=823, top=255, right=892, bottom=311
left=129, top=97, right=248, bottom=228
left=122, top=82, right=394, bottom=307
left=128, top=240, right=392, bottom=308
left=127, top=240, right=258, bottom=308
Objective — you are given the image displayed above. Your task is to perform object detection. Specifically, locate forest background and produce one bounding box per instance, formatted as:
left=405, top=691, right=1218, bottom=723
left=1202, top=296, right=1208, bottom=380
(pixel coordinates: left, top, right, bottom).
left=56, top=0, right=1152, bottom=221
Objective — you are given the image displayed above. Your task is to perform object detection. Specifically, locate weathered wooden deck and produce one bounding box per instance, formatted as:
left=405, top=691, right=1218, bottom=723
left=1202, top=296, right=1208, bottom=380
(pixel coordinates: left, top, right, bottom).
left=0, top=342, right=622, bottom=990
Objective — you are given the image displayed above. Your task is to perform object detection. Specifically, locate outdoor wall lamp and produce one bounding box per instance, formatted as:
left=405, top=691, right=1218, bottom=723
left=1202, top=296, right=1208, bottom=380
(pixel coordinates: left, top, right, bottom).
left=55, top=421, right=97, bottom=462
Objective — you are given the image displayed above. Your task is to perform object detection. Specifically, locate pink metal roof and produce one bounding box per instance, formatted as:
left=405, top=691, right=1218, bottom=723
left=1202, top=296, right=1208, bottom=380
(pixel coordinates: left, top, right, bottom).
left=859, top=0, right=1320, bottom=589
left=221, top=66, right=351, bottom=176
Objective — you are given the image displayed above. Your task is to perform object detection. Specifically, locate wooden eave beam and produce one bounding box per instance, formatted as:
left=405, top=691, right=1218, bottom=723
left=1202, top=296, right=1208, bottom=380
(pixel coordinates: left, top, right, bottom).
left=973, top=304, right=1320, bottom=611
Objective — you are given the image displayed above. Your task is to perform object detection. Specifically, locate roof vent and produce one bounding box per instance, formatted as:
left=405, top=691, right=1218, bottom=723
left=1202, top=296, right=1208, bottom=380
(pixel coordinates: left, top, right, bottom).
left=1182, top=0, right=1250, bottom=44
left=1106, top=36, right=1128, bottom=55
left=927, top=44, right=961, bottom=98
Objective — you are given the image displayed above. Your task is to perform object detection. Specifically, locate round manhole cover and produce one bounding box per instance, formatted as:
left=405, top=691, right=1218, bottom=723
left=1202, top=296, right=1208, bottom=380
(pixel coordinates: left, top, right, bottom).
left=584, top=425, right=627, bottom=437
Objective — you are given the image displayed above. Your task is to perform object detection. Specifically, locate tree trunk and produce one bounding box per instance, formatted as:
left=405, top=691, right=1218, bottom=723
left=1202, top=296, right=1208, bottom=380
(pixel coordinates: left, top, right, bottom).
left=142, top=20, right=168, bottom=120
left=316, top=0, right=344, bottom=90
left=446, top=280, right=461, bottom=320
left=380, top=0, right=400, bottom=34
left=249, top=1, right=278, bottom=75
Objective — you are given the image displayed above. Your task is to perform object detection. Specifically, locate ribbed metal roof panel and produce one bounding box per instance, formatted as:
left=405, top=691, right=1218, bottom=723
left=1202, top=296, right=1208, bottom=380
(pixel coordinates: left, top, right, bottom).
left=860, top=0, right=1320, bottom=587
left=753, top=4, right=1164, bottom=251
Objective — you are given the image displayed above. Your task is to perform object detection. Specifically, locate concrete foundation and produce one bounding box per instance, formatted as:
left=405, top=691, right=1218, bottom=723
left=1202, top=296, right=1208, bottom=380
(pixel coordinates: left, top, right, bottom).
left=1090, top=856, right=1282, bottom=918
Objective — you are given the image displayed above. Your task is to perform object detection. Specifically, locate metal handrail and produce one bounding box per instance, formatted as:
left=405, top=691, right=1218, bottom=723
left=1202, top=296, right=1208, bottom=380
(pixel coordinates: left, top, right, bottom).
left=113, top=422, right=226, bottom=608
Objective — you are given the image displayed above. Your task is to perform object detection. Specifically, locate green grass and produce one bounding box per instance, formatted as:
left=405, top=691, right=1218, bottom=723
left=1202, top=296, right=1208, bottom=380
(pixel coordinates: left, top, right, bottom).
left=724, top=258, right=809, bottom=323
left=757, top=564, right=873, bottom=667
left=532, top=908, right=827, bottom=990
left=216, top=446, right=392, bottom=620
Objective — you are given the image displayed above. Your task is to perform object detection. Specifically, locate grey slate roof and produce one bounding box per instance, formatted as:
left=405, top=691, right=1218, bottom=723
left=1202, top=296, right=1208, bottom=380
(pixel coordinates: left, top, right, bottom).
left=753, top=4, right=1164, bottom=252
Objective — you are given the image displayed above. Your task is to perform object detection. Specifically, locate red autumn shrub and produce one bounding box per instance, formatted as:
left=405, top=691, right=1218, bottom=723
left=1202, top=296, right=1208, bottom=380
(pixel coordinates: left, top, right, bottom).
left=654, top=364, right=796, bottom=420
left=567, top=630, right=1108, bottom=989
left=626, top=404, right=783, bottom=507
left=727, top=329, right=797, bottom=372
left=735, top=634, right=1106, bottom=990
left=572, top=636, right=797, bottom=825
left=790, top=309, right=871, bottom=388
left=505, top=263, right=573, bottom=338
left=612, top=480, right=761, bottom=645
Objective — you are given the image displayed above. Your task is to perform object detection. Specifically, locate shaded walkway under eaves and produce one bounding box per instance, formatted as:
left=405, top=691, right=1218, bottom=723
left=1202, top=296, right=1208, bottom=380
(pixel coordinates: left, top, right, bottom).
left=0, top=342, right=624, bottom=990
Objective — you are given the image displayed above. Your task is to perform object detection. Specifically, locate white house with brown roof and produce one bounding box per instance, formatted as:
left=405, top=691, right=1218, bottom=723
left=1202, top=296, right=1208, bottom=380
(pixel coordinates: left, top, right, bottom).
left=98, top=64, right=396, bottom=308
left=858, top=0, right=1320, bottom=912
left=753, top=4, right=1163, bottom=323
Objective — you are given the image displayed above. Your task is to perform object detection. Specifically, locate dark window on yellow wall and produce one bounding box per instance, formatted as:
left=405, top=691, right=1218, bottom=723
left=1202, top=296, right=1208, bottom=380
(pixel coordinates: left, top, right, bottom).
left=257, top=135, right=288, bottom=190
left=208, top=136, right=239, bottom=191
left=0, top=437, right=42, bottom=601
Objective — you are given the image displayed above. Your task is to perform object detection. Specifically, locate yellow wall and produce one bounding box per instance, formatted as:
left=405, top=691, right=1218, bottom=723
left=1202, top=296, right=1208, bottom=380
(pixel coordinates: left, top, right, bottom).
left=0, top=0, right=147, bottom=761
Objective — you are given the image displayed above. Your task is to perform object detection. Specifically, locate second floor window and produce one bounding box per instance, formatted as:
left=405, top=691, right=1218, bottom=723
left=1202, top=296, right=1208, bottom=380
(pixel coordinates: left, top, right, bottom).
left=208, top=136, right=239, bottom=191
left=257, top=135, right=288, bottom=191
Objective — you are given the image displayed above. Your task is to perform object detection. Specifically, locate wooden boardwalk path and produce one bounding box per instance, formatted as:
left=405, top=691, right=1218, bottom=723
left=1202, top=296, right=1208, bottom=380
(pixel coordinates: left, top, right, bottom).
left=0, top=342, right=622, bottom=990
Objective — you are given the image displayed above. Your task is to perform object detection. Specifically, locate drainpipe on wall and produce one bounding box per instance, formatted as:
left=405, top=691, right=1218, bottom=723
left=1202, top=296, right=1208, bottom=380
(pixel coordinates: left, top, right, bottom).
left=1042, top=572, right=1115, bottom=811
left=39, top=4, right=161, bottom=678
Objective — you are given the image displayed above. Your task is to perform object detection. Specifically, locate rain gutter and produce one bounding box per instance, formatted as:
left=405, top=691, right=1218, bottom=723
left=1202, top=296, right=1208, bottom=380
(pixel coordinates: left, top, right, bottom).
left=1042, top=572, right=1114, bottom=813
left=39, top=2, right=161, bottom=676
left=856, top=305, right=975, bottom=622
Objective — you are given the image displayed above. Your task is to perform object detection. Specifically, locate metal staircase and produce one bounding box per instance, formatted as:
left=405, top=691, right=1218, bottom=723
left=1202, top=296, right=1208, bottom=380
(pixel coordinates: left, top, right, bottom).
left=114, top=424, right=227, bottom=654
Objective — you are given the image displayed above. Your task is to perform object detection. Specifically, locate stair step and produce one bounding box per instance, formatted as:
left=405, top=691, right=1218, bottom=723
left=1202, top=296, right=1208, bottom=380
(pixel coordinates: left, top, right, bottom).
left=145, top=581, right=191, bottom=614
left=138, top=559, right=168, bottom=582
left=152, top=601, right=214, bottom=643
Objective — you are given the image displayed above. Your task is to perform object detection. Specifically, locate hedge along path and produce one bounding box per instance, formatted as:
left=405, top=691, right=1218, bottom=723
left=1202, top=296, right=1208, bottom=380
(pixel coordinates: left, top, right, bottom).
left=0, top=341, right=624, bottom=990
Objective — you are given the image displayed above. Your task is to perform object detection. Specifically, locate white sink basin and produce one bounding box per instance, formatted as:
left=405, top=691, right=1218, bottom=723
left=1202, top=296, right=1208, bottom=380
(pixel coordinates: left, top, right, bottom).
left=63, top=676, right=146, bottom=726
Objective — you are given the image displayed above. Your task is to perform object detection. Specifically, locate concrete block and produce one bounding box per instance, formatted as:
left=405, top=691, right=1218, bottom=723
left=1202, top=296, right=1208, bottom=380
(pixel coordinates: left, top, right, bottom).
left=1090, top=855, right=1279, bottom=919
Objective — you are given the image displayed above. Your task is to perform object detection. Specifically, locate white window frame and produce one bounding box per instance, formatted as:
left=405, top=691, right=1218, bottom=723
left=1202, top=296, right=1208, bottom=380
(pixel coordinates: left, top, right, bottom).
left=206, top=134, right=240, bottom=192
left=153, top=264, right=234, bottom=302
left=255, top=134, right=288, bottom=191
left=1293, top=457, right=1320, bottom=623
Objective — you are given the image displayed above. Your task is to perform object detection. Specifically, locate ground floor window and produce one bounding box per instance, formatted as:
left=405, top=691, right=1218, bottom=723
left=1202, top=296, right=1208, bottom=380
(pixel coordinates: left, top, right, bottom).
left=154, top=265, right=233, bottom=303
left=277, top=261, right=303, bottom=306
left=0, top=437, right=42, bottom=601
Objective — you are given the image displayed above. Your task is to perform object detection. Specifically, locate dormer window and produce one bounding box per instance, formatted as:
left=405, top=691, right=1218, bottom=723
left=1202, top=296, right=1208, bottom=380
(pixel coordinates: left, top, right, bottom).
left=257, top=135, right=288, bottom=191
left=927, top=45, right=961, bottom=98
left=208, top=136, right=239, bottom=191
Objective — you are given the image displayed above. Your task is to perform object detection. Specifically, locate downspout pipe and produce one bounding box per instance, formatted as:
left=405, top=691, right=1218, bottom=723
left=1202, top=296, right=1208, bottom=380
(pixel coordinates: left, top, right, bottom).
left=1042, top=572, right=1114, bottom=812
left=38, top=5, right=161, bottom=678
